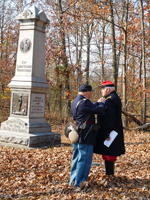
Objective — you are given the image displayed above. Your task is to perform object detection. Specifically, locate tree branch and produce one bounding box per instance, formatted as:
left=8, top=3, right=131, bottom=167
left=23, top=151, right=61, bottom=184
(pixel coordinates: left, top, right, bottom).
left=122, top=110, right=143, bottom=126
left=123, top=123, right=150, bottom=131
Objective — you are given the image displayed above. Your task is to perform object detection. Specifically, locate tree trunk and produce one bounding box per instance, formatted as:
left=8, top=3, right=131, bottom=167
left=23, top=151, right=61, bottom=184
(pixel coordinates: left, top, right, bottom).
left=76, top=25, right=83, bottom=87
left=0, top=0, right=5, bottom=60
left=86, top=22, right=93, bottom=85
left=78, top=25, right=83, bottom=84
left=122, top=0, right=129, bottom=127
left=73, top=5, right=83, bottom=87
left=109, top=0, right=117, bottom=91
left=140, top=0, right=146, bottom=124
left=95, top=21, right=106, bottom=82
left=76, top=25, right=79, bottom=85
left=101, top=23, right=105, bottom=82
left=114, top=0, right=125, bottom=85
left=86, top=24, right=90, bottom=85
left=139, top=49, right=143, bottom=122
left=67, top=32, right=72, bottom=66
left=56, top=0, right=71, bottom=114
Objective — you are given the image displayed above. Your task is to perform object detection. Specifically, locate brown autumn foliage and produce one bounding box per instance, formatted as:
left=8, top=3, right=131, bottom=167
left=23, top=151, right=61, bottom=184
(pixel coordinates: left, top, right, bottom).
left=1, top=0, right=150, bottom=122
left=0, top=126, right=149, bottom=200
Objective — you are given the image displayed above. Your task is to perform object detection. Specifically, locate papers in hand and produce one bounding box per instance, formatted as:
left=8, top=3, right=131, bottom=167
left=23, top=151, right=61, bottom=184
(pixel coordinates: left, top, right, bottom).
left=104, top=130, right=118, bottom=147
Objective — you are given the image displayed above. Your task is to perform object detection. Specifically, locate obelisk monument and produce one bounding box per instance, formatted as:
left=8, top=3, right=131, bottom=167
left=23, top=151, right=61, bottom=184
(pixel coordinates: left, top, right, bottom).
left=0, top=6, right=61, bottom=147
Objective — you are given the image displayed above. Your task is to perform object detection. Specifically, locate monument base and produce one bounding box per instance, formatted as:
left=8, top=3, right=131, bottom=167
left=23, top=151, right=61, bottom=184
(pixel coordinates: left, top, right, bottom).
left=0, top=130, right=61, bottom=147
left=1, top=117, right=52, bottom=134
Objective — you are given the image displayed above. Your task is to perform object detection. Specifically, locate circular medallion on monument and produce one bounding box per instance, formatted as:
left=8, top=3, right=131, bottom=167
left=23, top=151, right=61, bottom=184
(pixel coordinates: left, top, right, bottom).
left=20, top=38, right=31, bottom=53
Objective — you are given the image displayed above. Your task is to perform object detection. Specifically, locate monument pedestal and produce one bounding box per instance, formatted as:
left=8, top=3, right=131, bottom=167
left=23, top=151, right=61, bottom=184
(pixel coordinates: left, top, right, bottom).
left=0, top=6, right=61, bottom=147
left=0, top=117, right=61, bottom=147
left=0, top=131, right=60, bottom=147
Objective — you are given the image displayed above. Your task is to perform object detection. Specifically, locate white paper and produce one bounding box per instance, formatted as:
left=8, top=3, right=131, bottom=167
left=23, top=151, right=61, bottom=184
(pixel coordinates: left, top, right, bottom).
left=104, top=130, right=118, bottom=147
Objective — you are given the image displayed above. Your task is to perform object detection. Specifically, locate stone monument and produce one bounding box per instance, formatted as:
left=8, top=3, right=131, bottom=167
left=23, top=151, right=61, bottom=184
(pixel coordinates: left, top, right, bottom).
left=0, top=6, right=61, bottom=147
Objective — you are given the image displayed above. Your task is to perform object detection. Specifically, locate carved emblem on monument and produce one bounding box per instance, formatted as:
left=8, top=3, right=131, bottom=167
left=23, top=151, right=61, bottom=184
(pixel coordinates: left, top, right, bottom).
left=22, top=9, right=30, bottom=18
left=20, top=38, right=31, bottom=53
left=12, top=93, right=28, bottom=115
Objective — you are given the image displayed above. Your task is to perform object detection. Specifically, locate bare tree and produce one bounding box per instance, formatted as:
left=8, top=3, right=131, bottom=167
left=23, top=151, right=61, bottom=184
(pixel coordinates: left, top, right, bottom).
left=140, top=0, right=146, bottom=124
left=109, top=0, right=117, bottom=90
left=74, top=5, right=83, bottom=86
left=122, top=0, right=129, bottom=126
left=94, top=20, right=108, bottom=82
left=0, top=0, right=6, bottom=59
left=56, top=0, right=71, bottom=113
left=85, top=21, right=94, bottom=85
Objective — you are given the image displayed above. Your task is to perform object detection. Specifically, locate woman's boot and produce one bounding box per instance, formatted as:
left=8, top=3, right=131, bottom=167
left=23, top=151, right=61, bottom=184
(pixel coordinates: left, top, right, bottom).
left=105, top=161, right=114, bottom=175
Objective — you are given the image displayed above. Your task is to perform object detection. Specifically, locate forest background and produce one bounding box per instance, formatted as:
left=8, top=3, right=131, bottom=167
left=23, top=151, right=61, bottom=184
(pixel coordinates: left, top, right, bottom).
left=0, top=0, right=150, bottom=128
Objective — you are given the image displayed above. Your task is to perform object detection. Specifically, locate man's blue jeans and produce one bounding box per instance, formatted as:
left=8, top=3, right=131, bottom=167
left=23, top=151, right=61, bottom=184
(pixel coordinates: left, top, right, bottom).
left=69, top=143, right=93, bottom=187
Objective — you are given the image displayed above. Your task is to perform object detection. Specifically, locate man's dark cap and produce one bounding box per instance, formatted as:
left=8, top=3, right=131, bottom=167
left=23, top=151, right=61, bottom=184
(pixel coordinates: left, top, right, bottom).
left=79, top=84, right=94, bottom=92
left=101, top=80, right=115, bottom=88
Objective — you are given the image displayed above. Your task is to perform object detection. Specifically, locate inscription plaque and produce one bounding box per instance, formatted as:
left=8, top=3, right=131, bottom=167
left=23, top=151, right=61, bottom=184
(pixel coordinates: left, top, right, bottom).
left=30, top=93, right=45, bottom=117
left=17, top=65, right=32, bottom=72
left=1, top=119, right=27, bottom=133
left=12, top=93, right=28, bottom=115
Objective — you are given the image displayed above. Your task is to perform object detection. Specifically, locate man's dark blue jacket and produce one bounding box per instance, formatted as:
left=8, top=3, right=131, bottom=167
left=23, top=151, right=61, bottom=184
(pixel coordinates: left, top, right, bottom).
left=71, top=94, right=105, bottom=146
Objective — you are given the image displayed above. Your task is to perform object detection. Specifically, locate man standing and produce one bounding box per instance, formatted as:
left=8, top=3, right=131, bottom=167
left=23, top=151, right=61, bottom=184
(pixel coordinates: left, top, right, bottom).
left=69, top=84, right=106, bottom=190
left=94, top=80, right=125, bottom=176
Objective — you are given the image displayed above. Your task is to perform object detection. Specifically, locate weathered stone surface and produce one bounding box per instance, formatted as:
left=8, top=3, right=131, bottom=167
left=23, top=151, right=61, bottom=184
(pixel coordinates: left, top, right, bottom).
left=1, top=118, right=52, bottom=134
left=0, top=131, right=60, bottom=147
left=1, top=118, right=28, bottom=133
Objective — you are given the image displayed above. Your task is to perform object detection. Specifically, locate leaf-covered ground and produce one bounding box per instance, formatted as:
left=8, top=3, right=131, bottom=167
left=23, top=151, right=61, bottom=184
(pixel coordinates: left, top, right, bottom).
left=0, top=127, right=150, bottom=200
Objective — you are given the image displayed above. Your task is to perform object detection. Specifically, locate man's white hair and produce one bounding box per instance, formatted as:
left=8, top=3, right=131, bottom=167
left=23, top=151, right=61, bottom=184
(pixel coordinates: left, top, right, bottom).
left=106, top=86, right=115, bottom=91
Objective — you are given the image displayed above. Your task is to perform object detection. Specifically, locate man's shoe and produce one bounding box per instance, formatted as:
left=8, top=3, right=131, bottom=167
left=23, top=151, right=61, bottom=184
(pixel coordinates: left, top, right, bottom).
left=80, top=181, right=88, bottom=189
left=74, top=187, right=81, bottom=192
